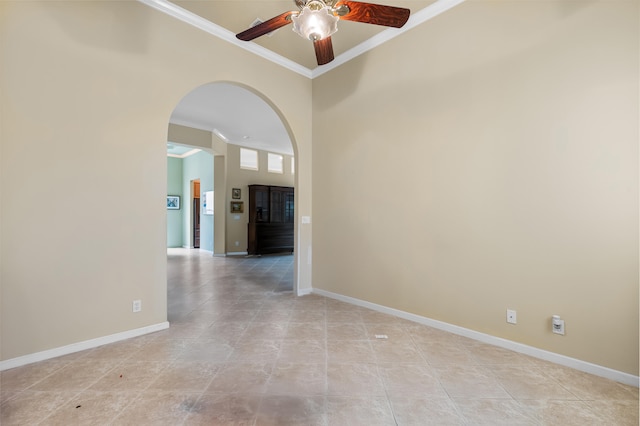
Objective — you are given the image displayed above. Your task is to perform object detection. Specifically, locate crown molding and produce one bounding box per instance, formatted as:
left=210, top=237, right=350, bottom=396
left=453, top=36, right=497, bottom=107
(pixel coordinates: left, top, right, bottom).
left=312, top=0, right=467, bottom=77
left=138, top=0, right=313, bottom=78
left=138, top=0, right=466, bottom=79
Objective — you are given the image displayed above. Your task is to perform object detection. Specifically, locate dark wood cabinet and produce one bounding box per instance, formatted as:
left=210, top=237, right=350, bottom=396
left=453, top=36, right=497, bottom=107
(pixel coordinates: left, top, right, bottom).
left=248, top=185, right=294, bottom=255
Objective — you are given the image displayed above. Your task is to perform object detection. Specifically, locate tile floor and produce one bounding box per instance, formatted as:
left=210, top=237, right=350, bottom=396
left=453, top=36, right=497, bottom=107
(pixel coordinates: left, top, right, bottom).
left=1, top=248, right=638, bottom=425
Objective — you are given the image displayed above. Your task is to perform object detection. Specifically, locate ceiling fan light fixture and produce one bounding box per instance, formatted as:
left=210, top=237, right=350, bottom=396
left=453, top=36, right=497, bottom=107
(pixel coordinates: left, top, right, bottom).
left=291, top=4, right=339, bottom=41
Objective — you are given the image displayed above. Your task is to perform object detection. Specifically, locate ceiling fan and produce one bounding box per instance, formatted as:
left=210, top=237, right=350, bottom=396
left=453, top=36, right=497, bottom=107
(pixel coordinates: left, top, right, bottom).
left=236, top=0, right=410, bottom=66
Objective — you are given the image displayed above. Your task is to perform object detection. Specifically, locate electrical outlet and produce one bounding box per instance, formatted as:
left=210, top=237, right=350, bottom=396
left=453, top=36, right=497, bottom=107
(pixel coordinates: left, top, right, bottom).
left=552, top=315, right=565, bottom=335
left=132, top=299, right=142, bottom=313
left=506, top=309, right=517, bottom=324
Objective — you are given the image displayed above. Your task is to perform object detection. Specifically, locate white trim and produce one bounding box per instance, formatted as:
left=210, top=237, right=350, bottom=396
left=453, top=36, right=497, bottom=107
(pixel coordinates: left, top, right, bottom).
left=313, top=288, right=639, bottom=388
left=226, top=251, right=249, bottom=256
left=137, top=0, right=312, bottom=78
left=0, top=322, right=170, bottom=372
left=297, top=287, right=313, bottom=296
left=167, top=148, right=201, bottom=159
left=312, top=0, right=467, bottom=78
left=137, top=0, right=466, bottom=80
left=198, top=249, right=214, bottom=256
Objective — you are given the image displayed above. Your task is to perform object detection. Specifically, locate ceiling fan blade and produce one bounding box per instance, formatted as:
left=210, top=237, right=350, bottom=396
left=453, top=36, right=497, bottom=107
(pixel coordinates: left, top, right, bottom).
left=314, top=37, right=335, bottom=66
left=236, top=11, right=296, bottom=41
left=336, top=1, right=410, bottom=28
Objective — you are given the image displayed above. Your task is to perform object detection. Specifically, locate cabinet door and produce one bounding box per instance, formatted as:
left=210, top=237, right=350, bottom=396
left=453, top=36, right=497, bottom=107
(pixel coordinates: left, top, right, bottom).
left=284, top=192, right=294, bottom=223
left=270, top=189, right=284, bottom=223
left=249, top=185, right=270, bottom=223
left=269, top=187, right=294, bottom=223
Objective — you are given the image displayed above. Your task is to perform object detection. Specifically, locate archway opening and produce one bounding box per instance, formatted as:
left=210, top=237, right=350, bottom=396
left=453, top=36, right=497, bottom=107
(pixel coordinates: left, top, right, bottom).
left=166, top=81, right=300, bottom=295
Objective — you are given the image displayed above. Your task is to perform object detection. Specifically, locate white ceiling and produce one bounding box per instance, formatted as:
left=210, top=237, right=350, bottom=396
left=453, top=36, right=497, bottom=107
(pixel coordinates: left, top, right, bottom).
left=156, top=0, right=465, bottom=156
left=170, top=82, right=294, bottom=156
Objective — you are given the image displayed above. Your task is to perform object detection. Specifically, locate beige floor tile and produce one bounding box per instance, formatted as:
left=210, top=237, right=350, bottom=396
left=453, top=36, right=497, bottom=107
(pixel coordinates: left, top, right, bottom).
left=389, top=397, right=465, bottom=426
left=0, top=360, right=69, bottom=392
left=326, top=323, right=369, bottom=340
left=290, top=310, right=326, bottom=323
left=285, top=322, right=326, bottom=340
left=4, top=250, right=636, bottom=426
left=433, top=365, right=512, bottom=399
left=1, top=391, right=19, bottom=405
left=325, top=310, right=364, bottom=324
left=254, top=309, right=293, bottom=323
left=199, top=321, right=250, bottom=344
left=232, top=339, right=282, bottom=361
left=29, top=359, right=120, bottom=392
left=378, top=363, right=449, bottom=398
left=491, top=365, right=579, bottom=400
left=326, top=396, right=395, bottom=426
left=327, top=362, right=386, bottom=396
left=110, top=391, right=199, bottom=425
left=41, top=390, right=136, bottom=425
left=267, top=362, right=327, bottom=395
left=129, top=338, right=192, bottom=362
left=88, top=360, right=170, bottom=392
left=365, top=323, right=413, bottom=341
left=0, top=391, right=76, bottom=426
left=587, top=399, right=639, bottom=425
left=327, top=340, right=374, bottom=363
left=360, top=310, right=404, bottom=324
left=453, top=398, right=539, bottom=425
left=242, top=322, right=289, bottom=341
left=206, top=362, right=274, bottom=394
left=183, top=393, right=261, bottom=425
left=176, top=339, right=235, bottom=363
left=467, top=342, right=535, bottom=366
left=371, top=339, right=425, bottom=364
left=256, top=395, right=326, bottom=426
left=416, top=340, right=477, bottom=366
left=520, top=399, right=612, bottom=425
left=540, top=364, right=638, bottom=401
left=147, top=361, right=220, bottom=392
left=278, top=339, right=326, bottom=363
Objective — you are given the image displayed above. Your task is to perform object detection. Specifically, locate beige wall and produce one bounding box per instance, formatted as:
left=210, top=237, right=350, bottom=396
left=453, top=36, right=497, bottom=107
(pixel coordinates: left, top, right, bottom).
left=312, top=1, right=638, bottom=375
left=0, top=1, right=312, bottom=361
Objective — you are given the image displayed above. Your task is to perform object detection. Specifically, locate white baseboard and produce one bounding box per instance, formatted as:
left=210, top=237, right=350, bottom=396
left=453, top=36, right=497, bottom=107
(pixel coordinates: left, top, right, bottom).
left=313, top=288, right=639, bottom=388
left=226, top=251, right=249, bottom=256
left=199, top=249, right=214, bottom=255
left=297, top=288, right=313, bottom=296
left=0, top=322, right=170, bottom=372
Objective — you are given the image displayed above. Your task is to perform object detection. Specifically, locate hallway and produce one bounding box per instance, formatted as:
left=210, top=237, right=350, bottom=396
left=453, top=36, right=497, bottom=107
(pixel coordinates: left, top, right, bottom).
left=0, top=249, right=637, bottom=425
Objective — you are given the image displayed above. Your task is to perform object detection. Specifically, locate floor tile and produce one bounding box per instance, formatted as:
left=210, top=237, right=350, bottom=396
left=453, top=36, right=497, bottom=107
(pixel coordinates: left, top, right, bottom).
left=2, top=249, right=635, bottom=425
left=256, top=395, right=326, bottom=426
left=433, top=365, right=512, bottom=399
left=327, top=363, right=386, bottom=396
left=0, top=391, right=76, bottom=426
left=326, top=396, right=395, bottom=426
left=389, top=397, right=465, bottom=426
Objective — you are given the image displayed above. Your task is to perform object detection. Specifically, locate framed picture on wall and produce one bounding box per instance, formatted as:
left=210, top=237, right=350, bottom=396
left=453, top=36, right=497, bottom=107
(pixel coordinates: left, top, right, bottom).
left=232, top=188, right=241, bottom=199
left=230, top=201, right=244, bottom=213
left=167, top=196, right=180, bottom=210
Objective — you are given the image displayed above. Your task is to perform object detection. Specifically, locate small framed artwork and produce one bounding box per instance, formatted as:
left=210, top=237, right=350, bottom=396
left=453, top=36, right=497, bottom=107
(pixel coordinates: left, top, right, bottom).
left=232, top=188, right=241, bottom=199
left=167, top=195, right=180, bottom=210
left=230, top=201, right=244, bottom=214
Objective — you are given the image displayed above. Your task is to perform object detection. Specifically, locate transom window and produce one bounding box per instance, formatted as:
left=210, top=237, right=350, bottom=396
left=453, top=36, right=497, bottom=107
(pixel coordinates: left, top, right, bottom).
left=240, top=148, right=258, bottom=170
left=268, top=153, right=283, bottom=174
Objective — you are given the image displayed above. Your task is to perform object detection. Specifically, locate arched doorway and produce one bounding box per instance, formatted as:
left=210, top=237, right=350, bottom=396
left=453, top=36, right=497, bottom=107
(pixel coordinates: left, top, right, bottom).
left=167, top=81, right=300, bottom=292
